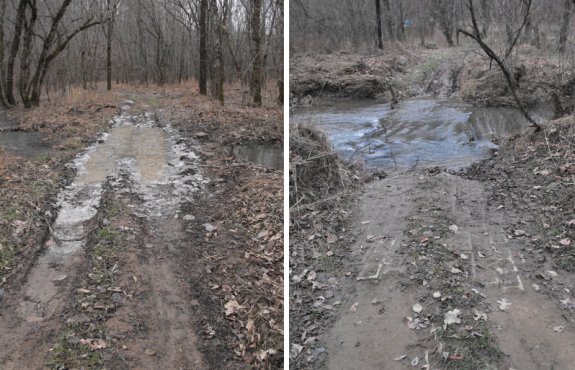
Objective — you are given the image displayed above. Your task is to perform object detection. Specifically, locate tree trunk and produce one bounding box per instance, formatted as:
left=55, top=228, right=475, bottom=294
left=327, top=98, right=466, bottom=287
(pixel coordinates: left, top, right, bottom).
left=419, top=0, right=425, bottom=46
left=6, top=0, right=27, bottom=106
left=398, top=0, right=405, bottom=41
left=199, top=0, right=208, bottom=95
left=480, top=0, right=490, bottom=37
left=106, top=0, right=116, bottom=91
left=19, top=0, right=37, bottom=108
left=559, top=0, right=572, bottom=54
left=457, top=0, right=538, bottom=129
left=382, top=0, right=394, bottom=41
left=250, top=0, right=263, bottom=105
left=375, top=0, right=383, bottom=49
left=0, top=0, right=6, bottom=106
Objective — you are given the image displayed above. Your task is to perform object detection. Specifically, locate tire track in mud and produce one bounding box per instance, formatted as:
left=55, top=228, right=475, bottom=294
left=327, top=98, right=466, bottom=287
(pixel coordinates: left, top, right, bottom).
left=323, top=171, right=575, bottom=369
left=0, top=104, right=208, bottom=369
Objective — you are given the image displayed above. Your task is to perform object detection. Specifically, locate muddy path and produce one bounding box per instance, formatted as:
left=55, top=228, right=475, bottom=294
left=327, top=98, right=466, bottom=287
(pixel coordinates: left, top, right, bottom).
left=308, top=170, right=575, bottom=369
left=0, top=104, right=210, bottom=369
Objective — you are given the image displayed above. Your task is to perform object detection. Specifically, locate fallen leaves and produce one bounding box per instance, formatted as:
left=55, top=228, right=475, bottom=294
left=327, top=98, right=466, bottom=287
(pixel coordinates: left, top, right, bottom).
left=80, top=338, right=106, bottom=350
left=224, top=300, right=245, bottom=316
left=444, top=309, right=462, bottom=328
left=560, top=238, right=571, bottom=246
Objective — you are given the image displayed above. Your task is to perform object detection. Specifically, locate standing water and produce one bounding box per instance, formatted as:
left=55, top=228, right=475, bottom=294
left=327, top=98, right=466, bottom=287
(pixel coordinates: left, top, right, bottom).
left=17, top=104, right=207, bottom=322
left=291, top=98, right=550, bottom=169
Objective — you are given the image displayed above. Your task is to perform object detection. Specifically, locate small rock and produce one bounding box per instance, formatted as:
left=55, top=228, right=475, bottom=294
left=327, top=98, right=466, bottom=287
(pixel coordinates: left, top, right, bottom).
left=183, top=214, right=195, bottom=221
left=412, top=303, right=423, bottom=313
left=433, top=291, right=441, bottom=299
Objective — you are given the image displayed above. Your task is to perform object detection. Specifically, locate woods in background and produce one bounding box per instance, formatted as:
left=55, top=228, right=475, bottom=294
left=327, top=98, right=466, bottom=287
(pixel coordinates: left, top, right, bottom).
left=0, top=0, right=283, bottom=107
left=290, top=0, right=575, bottom=56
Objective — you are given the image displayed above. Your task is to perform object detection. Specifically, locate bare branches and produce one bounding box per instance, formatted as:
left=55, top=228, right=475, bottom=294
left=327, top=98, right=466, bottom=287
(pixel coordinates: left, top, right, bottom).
left=458, top=0, right=539, bottom=130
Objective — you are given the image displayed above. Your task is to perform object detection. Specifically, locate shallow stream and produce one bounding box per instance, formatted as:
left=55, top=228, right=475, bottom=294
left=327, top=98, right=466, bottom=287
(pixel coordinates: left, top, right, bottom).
left=292, top=98, right=551, bottom=169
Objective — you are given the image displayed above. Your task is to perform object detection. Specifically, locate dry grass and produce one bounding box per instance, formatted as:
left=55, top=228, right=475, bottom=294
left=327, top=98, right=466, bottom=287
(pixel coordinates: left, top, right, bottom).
left=7, top=86, right=123, bottom=148
left=289, top=125, right=360, bottom=212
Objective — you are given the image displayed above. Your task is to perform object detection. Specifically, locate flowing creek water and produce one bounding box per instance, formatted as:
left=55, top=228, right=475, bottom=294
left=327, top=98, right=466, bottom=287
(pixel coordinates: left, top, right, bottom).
left=18, top=104, right=207, bottom=322
left=292, top=98, right=551, bottom=170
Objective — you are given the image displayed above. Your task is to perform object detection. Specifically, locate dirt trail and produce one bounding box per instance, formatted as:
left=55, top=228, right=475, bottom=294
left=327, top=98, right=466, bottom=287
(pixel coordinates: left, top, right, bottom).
left=0, top=105, right=207, bottom=369
left=324, top=170, right=575, bottom=369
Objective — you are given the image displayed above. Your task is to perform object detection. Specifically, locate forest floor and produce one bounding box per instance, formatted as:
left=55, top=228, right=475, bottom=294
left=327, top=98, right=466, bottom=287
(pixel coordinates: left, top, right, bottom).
left=0, top=83, right=283, bottom=369
left=290, top=45, right=575, bottom=369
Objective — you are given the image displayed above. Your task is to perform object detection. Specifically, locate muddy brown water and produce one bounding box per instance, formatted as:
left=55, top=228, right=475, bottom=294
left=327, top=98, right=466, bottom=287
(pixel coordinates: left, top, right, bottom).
left=291, top=98, right=551, bottom=169
left=230, top=143, right=283, bottom=170
left=79, top=126, right=168, bottom=183
left=0, top=131, right=54, bottom=158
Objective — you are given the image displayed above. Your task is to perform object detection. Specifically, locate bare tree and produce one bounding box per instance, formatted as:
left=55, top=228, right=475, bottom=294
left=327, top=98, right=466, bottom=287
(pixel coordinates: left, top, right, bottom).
left=105, top=0, right=122, bottom=90
left=5, top=0, right=27, bottom=106
left=199, top=0, right=208, bottom=95
left=250, top=0, right=263, bottom=105
left=432, top=0, right=455, bottom=46
left=0, top=0, right=6, bottom=106
left=457, top=0, right=539, bottom=130
left=382, top=0, right=394, bottom=41
left=375, top=0, right=383, bottom=49
left=559, top=0, right=572, bottom=54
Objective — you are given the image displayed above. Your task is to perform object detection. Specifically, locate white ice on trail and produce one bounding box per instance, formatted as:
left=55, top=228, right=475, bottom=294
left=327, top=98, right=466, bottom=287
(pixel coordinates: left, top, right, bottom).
left=19, top=103, right=207, bottom=321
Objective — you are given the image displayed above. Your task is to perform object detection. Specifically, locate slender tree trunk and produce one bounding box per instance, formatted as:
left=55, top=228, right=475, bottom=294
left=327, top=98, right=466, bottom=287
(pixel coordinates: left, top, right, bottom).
left=178, top=31, right=185, bottom=83
left=6, top=0, right=27, bottom=105
left=106, top=0, right=115, bottom=91
left=559, top=0, right=572, bottom=54
left=375, top=0, right=383, bottom=49
left=419, top=0, right=425, bottom=46
left=19, top=0, right=37, bottom=108
left=136, top=3, right=148, bottom=86
left=250, top=0, right=263, bottom=105
left=480, top=0, right=490, bottom=37
left=398, top=0, right=405, bottom=41
left=382, top=0, right=394, bottom=41
left=0, top=0, right=6, bottom=106
left=199, top=0, right=208, bottom=95
left=216, top=0, right=229, bottom=105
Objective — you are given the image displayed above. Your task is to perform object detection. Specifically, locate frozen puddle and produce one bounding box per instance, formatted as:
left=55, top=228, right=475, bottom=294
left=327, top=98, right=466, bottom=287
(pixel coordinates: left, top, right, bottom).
left=18, top=107, right=207, bottom=322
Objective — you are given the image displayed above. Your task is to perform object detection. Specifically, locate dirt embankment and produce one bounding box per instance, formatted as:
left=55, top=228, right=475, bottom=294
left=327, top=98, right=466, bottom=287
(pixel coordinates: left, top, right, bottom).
left=290, top=45, right=575, bottom=113
left=0, top=83, right=284, bottom=369
left=289, top=48, right=417, bottom=104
